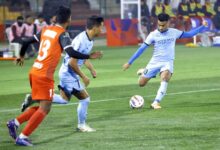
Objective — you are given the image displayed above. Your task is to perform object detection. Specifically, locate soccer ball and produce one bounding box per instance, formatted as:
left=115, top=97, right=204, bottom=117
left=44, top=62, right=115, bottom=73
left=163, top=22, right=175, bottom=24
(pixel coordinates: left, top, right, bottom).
left=129, top=95, right=144, bottom=109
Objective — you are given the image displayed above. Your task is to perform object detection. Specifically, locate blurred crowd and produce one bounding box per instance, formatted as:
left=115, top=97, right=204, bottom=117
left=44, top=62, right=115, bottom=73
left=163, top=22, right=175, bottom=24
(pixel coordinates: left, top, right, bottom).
left=139, top=0, right=220, bottom=36
left=5, top=14, right=56, bottom=57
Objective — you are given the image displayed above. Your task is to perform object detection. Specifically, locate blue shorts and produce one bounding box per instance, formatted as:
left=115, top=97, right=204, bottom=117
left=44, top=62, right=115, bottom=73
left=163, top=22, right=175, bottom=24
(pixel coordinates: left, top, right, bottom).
left=59, top=73, right=85, bottom=96
left=142, top=61, right=174, bottom=79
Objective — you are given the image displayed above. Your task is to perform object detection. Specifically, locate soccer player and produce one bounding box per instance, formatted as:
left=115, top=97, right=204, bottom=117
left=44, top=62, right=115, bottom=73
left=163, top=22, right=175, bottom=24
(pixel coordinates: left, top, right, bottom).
left=7, top=6, right=102, bottom=146
left=53, top=16, right=104, bottom=132
left=123, top=13, right=208, bottom=109
left=22, top=16, right=104, bottom=132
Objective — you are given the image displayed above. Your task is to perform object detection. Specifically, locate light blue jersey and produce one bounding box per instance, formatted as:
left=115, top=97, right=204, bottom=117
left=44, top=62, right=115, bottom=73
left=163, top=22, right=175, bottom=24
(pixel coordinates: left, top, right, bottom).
left=58, top=31, right=93, bottom=92
left=145, top=28, right=183, bottom=63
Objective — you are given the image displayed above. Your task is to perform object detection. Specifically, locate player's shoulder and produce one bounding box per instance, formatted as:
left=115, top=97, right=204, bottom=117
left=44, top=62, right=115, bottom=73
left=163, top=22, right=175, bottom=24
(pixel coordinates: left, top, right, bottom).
left=43, top=25, right=65, bottom=33
left=168, top=28, right=181, bottom=32
left=147, top=30, right=157, bottom=37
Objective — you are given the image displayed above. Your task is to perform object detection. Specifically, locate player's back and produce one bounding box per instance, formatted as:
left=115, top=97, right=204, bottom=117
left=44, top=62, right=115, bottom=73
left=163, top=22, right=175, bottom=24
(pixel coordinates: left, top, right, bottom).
left=30, top=25, right=66, bottom=80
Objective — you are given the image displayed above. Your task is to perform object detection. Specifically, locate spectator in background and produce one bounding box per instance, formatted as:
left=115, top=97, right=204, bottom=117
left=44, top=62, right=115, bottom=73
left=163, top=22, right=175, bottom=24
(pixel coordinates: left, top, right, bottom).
left=178, top=0, right=190, bottom=19
left=151, top=0, right=164, bottom=29
left=178, top=0, right=190, bottom=30
left=195, top=0, right=205, bottom=17
left=164, top=0, right=175, bottom=18
left=24, top=15, right=38, bottom=57
left=8, top=16, right=26, bottom=44
left=34, top=14, right=48, bottom=33
left=213, top=0, right=220, bottom=30
left=24, top=15, right=37, bottom=37
left=188, top=0, right=197, bottom=17
left=151, top=0, right=164, bottom=18
left=202, top=0, right=216, bottom=18
left=164, top=0, right=176, bottom=27
left=140, top=0, right=151, bottom=37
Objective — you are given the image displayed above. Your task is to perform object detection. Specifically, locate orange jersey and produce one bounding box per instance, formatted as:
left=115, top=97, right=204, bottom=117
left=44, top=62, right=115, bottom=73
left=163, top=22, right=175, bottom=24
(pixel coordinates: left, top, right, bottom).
left=30, top=25, right=65, bottom=80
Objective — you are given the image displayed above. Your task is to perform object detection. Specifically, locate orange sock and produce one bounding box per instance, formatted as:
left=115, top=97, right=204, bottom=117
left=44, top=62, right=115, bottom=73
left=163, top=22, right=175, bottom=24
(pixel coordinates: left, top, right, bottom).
left=16, top=106, right=39, bottom=124
left=22, top=108, right=47, bottom=136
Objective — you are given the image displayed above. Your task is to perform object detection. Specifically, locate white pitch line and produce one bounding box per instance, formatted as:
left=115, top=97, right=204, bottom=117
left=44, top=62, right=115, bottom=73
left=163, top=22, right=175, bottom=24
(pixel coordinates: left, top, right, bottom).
left=0, top=88, right=220, bottom=113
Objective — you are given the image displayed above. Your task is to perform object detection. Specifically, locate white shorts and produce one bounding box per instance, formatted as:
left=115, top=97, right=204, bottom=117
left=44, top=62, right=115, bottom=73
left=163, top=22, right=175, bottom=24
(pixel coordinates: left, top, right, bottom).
left=142, top=61, right=174, bottom=79
left=59, top=73, right=85, bottom=96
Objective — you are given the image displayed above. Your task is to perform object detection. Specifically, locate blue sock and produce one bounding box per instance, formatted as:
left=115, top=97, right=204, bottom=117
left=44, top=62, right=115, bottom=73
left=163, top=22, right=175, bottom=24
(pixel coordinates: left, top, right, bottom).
left=53, top=94, right=68, bottom=104
left=77, top=97, right=90, bottom=125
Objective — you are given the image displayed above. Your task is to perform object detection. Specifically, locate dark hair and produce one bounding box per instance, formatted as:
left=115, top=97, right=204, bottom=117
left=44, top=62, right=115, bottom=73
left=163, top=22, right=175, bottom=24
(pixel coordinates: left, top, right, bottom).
left=158, top=13, right=170, bottom=22
left=38, top=13, right=44, bottom=19
left=86, top=16, right=104, bottom=30
left=56, top=6, right=71, bottom=24
left=17, top=16, right=24, bottom=20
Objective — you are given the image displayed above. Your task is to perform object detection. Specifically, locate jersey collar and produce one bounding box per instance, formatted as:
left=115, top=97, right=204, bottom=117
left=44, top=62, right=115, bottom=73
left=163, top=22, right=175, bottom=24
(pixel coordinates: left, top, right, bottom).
left=157, top=28, right=169, bottom=33
left=85, top=31, right=92, bottom=41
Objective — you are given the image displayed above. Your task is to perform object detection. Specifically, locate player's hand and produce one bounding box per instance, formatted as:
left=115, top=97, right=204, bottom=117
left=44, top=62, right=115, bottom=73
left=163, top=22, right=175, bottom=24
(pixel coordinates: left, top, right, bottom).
left=15, top=57, right=24, bottom=66
left=89, top=51, right=103, bottom=59
left=82, top=76, right=90, bottom=87
left=202, top=20, right=208, bottom=27
left=90, top=70, right=97, bottom=78
left=122, top=63, right=131, bottom=71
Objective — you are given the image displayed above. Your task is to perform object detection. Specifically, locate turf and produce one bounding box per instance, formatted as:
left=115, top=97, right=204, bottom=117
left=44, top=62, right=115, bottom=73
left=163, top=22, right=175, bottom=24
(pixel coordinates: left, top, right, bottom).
left=0, top=45, right=220, bottom=150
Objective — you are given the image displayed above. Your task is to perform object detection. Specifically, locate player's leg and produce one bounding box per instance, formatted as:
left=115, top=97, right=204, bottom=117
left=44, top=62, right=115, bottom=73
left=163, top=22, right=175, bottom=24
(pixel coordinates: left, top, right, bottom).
left=53, top=85, right=71, bottom=104
left=21, top=94, right=38, bottom=112
left=151, top=61, right=173, bottom=109
left=139, top=76, right=151, bottom=87
left=11, top=74, right=53, bottom=146
left=139, top=65, right=160, bottom=87
left=16, top=100, right=52, bottom=146
left=7, top=106, right=39, bottom=140
left=73, top=89, right=95, bottom=132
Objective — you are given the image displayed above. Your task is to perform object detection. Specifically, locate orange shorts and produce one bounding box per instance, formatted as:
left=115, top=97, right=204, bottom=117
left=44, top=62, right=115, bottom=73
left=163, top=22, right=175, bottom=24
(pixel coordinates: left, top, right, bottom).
left=29, top=73, right=54, bottom=101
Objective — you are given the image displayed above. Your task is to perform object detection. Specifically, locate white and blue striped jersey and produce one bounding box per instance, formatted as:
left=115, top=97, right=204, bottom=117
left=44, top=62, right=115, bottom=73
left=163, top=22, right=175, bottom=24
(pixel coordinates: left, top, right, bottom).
left=145, top=28, right=183, bottom=62
left=59, top=31, right=94, bottom=80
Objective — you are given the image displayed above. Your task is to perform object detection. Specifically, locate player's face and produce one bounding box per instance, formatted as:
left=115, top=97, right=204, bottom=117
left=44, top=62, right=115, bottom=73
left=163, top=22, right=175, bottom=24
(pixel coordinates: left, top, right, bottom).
left=157, top=20, right=169, bottom=32
left=93, top=22, right=104, bottom=37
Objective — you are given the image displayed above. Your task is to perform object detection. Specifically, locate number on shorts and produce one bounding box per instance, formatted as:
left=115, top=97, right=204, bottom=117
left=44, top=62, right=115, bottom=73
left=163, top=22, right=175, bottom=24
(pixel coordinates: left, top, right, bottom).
left=49, top=89, right=53, bottom=98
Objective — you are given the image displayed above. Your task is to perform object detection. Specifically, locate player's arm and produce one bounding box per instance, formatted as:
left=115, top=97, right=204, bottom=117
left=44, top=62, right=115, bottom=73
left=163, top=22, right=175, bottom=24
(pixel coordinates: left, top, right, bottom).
left=68, top=58, right=90, bottom=87
left=16, top=32, right=41, bottom=66
left=123, top=43, right=149, bottom=71
left=84, top=60, right=97, bottom=78
left=59, top=32, right=102, bottom=59
left=179, top=21, right=208, bottom=38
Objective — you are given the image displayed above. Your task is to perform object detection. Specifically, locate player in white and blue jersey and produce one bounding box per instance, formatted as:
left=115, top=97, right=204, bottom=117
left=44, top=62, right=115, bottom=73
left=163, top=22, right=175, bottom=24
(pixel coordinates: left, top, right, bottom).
left=123, top=13, right=208, bottom=109
left=52, top=16, right=104, bottom=132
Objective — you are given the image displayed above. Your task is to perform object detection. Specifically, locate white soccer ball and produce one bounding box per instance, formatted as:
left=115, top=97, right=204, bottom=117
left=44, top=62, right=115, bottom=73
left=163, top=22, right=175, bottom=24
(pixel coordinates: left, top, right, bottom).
left=129, top=95, right=144, bottom=109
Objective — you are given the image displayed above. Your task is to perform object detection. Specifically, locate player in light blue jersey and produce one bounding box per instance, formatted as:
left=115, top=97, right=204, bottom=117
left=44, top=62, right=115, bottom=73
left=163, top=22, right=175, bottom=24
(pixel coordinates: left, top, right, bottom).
left=21, top=16, right=104, bottom=132
left=53, top=16, right=104, bottom=132
left=123, top=13, right=208, bottom=109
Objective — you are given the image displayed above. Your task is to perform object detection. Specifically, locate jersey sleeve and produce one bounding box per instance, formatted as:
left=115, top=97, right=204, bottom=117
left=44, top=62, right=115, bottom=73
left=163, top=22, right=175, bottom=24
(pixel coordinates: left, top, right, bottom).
left=173, top=28, right=184, bottom=39
left=144, top=32, right=154, bottom=45
left=72, top=36, right=81, bottom=51
left=59, top=32, right=72, bottom=51
left=59, top=32, right=90, bottom=59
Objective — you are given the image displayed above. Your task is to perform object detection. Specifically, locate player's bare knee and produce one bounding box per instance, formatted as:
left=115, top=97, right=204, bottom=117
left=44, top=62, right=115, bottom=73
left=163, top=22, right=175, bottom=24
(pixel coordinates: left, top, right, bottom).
left=139, top=81, right=147, bottom=87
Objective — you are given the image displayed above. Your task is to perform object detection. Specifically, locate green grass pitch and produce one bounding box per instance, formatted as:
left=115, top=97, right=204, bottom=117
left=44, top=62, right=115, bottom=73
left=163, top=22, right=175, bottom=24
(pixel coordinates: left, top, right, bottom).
left=0, top=45, right=220, bottom=150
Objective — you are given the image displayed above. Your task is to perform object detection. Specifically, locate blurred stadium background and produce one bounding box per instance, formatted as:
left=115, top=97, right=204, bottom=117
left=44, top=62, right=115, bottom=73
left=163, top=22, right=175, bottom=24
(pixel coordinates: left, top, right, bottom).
left=0, top=0, right=220, bottom=53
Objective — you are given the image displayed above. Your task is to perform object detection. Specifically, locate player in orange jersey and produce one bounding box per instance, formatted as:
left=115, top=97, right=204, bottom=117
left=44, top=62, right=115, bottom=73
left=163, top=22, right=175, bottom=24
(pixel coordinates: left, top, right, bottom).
left=7, top=6, right=102, bottom=146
